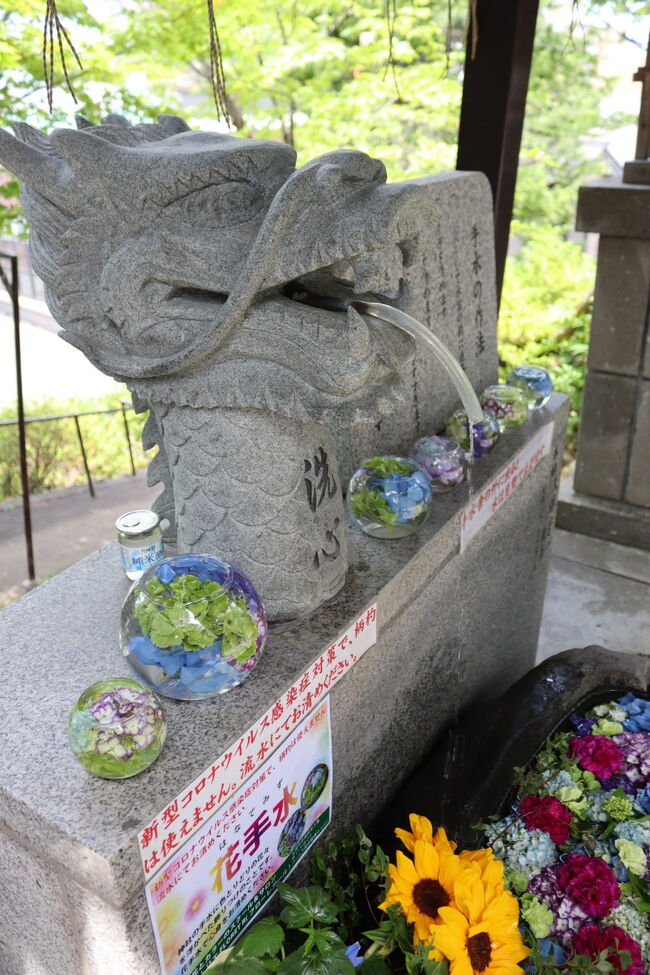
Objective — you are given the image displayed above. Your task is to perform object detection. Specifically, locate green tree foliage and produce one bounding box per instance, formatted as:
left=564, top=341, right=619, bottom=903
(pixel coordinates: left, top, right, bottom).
left=0, top=1, right=171, bottom=235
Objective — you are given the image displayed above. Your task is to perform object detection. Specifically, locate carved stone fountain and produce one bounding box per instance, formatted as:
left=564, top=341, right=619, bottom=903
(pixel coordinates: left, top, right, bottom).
left=0, top=113, right=497, bottom=619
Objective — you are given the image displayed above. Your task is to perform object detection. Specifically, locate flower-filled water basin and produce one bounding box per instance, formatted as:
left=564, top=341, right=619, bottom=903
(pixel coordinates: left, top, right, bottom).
left=120, top=554, right=267, bottom=700
left=67, top=678, right=166, bottom=779
left=348, top=456, right=432, bottom=539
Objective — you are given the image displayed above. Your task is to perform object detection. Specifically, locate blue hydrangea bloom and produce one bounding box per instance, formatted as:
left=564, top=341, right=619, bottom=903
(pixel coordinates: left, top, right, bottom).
left=381, top=471, right=431, bottom=523
left=618, top=692, right=650, bottom=732
left=636, top=783, right=650, bottom=815
left=157, top=562, right=176, bottom=584
left=344, top=942, right=363, bottom=968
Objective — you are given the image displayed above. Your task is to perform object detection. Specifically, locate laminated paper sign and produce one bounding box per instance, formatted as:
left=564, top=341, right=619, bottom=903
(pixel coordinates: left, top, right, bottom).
left=460, top=421, right=554, bottom=551
left=147, top=698, right=332, bottom=975
left=139, top=604, right=377, bottom=879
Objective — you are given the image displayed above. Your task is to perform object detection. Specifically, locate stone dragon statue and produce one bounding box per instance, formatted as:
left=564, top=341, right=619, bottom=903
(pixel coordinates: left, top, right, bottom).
left=0, top=113, right=496, bottom=619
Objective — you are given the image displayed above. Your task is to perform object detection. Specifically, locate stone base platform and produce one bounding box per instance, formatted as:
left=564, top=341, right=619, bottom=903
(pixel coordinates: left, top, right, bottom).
left=557, top=464, right=650, bottom=551
left=0, top=396, right=568, bottom=975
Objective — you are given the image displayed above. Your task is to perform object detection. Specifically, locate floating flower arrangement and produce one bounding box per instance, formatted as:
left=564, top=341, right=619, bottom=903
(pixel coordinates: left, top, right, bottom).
left=207, top=691, right=649, bottom=975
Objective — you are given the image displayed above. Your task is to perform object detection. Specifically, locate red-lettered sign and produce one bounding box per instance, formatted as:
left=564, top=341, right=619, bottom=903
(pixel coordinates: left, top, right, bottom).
left=138, top=604, right=378, bottom=877
left=460, top=422, right=553, bottom=551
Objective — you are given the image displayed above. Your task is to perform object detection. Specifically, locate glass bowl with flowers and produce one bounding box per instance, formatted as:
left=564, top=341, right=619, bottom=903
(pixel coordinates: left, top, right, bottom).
left=120, top=553, right=267, bottom=700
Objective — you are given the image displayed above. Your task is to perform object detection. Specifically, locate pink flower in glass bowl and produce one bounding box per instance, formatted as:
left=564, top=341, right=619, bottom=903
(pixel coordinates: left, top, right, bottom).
left=568, top=734, right=623, bottom=780
left=519, top=795, right=572, bottom=845
left=572, top=924, right=643, bottom=975
left=557, top=853, right=620, bottom=918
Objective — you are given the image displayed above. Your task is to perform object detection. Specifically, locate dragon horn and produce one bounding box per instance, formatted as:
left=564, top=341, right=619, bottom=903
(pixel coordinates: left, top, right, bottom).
left=0, top=126, right=71, bottom=207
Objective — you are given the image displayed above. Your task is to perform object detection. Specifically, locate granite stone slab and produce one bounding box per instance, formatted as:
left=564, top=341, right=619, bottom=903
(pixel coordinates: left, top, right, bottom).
left=587, top=237, right=650, bottom=376
left=0, top=396, right=567, bottom=973
left=574, top=372, right=636, bottom=500
left=626, top=379, right=650, bottom=508
left=557, top=466, right=650, bottom=551
left=576, top=178, right=650, bottom=238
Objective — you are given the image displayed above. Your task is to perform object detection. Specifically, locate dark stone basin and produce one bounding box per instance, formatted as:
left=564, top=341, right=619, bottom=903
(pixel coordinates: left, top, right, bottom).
left=373, top=646, right=650, bottom=853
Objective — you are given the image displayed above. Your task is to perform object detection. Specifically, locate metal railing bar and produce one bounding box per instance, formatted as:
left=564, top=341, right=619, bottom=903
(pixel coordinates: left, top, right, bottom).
left=73, top=415, right=95, bottom=498
left=0, top=406, right=138, bottom=426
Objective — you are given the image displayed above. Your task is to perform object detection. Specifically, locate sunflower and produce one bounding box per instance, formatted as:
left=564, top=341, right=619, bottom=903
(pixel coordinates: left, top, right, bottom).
left=380, top=838, right=475, bottom=949
left=433, top=878, right=528, bottom=975
left=395, top=815, right=458, bottom=855
left=459, top=848, right=505, bottom=901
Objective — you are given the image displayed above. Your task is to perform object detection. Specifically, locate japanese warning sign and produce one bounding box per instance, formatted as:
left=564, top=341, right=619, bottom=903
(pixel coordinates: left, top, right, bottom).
left=139, top=604, right=377, bottom=879
left=147, top=698, right=332, bottom=975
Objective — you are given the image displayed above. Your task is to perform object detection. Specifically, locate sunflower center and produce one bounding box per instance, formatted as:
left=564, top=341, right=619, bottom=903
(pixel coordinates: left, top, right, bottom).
left=412, top=878, right=450, bottom=919
left=466, top=931, right=492, bottom=972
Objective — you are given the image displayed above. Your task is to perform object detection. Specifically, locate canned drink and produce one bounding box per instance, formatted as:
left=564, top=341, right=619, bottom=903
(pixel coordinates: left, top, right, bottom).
left=116, top=509, right=165, bottom=581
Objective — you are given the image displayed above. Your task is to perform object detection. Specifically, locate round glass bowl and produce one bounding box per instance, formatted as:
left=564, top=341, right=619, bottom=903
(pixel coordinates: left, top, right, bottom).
left=348, top=456, right=432, bottom=539
left=120, top=554, right=267, bottom=700
left=411, top=436, right=467, bottom=492
left=445, top=408, right=500, bottom=459
left=479, top=384, right=528, bottom=432
left=507, top=364, right=553, bottom=410
left=68, top=678, right=166, bottom=779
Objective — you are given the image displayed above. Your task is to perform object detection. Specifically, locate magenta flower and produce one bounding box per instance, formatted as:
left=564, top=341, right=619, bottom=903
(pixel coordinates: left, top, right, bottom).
left=568, top=734, right=623, bottom=780
left=572, top=924, right=643, bottom=975
left=557, top=854, right=620, bottom=918
left=519, top=795, right=572, bottom=845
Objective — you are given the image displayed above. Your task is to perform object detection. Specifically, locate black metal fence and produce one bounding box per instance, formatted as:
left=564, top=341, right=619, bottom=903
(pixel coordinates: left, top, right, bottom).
left=1, top=250, right=138, bottom=587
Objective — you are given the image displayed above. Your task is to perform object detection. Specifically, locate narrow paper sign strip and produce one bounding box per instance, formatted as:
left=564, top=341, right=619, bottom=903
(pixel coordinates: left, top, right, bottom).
left=139, top=604, right=377, bottom=877
left=460, top=422, right=554, bottom=552
left=147, top=698, right=333, bottom=975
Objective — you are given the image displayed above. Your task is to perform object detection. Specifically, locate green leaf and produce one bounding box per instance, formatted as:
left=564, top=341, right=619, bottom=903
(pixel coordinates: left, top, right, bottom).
left=359, top=957, right=392, bottom=974
left=278, top=884, right=339, bottom=928
left=240, top=917, right=285, bottom=958
left=278, top=948, right=354, bottom=975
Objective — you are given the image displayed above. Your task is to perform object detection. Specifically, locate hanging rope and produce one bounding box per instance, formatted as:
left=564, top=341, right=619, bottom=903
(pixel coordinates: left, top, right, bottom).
left=384, top=0, right=402, bottom=99
left=206, top=0, right=231, bottom=125
left=42, top=0, right=83, bottom=112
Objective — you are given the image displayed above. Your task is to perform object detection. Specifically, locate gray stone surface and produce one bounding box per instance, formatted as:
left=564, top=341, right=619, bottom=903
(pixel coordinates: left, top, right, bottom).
left=0, top=396, right=567, bottom=972
left=537, top=555, right=650, bottom=661
left=0, top=115, right=497, bottom=621
left=0, top=828, right=85, bottom=975
left=626, top=379, right=650, bottom=507
left=573, top=372, right=636, bottom=500
left=557, top=465, right=650, bottom=551
left=572, top=175, right=650, bottom=532
left=576, top=177, right=650, bottom=237
left=588, top=237, right=650, bottom=375
left=550, top=527, right=650, bottom=585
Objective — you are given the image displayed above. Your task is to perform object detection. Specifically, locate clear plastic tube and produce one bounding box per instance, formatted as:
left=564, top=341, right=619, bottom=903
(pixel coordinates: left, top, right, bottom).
left=353, top=300, right=484, bottom=428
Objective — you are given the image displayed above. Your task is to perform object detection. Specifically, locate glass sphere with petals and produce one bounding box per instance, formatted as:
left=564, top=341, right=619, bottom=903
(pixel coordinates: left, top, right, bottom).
left=507, top=364, right=553, bottom=410
left=68, top=678, right=166, bottom=779
left=411, top=436, right=466, bottom=492
left=480, top=384, right=528, bottom=432
left=120, top=554, right=267, bottom=700
left=348, top=456, right=432, bottom=539
left=445, top=408, right=500, bottom=459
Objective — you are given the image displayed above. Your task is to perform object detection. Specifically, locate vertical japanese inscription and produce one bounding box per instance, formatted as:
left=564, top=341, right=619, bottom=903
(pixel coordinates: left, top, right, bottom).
left=304, top=446, right=342, bottom=570
left=470, top=223, right=485, bottom=358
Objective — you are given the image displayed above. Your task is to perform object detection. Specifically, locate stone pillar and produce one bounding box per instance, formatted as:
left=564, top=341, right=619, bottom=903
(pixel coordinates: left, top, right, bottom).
left=557, top=177, right=650, bottom=549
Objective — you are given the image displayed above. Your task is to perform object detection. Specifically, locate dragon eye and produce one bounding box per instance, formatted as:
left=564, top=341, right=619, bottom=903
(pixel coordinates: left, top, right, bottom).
left=169, top=180, right=263, bottom=227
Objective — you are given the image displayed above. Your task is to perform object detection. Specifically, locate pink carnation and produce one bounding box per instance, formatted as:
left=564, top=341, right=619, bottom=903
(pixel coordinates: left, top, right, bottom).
left=568, top=734, right=623, bottom=780
left=557, top=853, right=620, bottom=918
left=572, top=924, right=643, bottom=975
left=519, top=794, right=572, bottom=845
